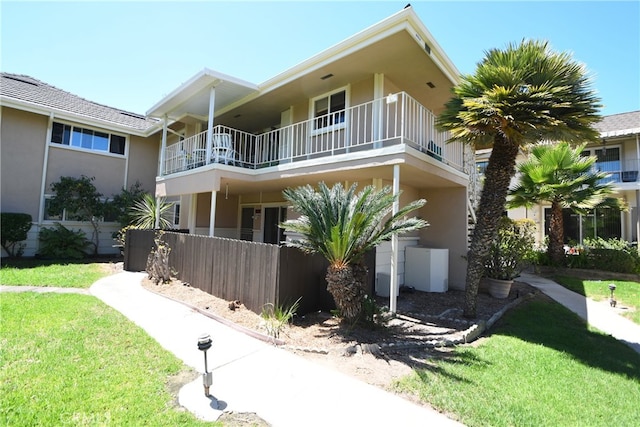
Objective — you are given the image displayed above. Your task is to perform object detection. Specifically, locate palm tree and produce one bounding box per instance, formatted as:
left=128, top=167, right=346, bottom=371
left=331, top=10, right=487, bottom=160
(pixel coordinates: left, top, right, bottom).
left=130, top=193, right=174, bottom=229
left=437, top=40, right=601, bottom=318
left=508, top=142, right=622, bottom=264
left=281, top=182, right=428, bottom=321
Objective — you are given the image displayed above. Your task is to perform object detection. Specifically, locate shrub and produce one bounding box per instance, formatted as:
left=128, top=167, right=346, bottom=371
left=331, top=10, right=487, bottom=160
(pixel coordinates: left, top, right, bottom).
left=38, top=223, right=90, bottom=259
left=360, top=295, right=390, bottom=328
left=484, top=217, right=536, bottom=280
left=588, top=248, right=640, bottom=274
left=0, top=213, right=32, bottom=257
left=560, top=237, right=640, bottom=274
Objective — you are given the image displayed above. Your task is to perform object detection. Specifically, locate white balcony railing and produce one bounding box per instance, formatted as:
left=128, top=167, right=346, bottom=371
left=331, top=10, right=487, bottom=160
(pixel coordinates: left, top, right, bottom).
left=161, top=92, right=466, bottom=175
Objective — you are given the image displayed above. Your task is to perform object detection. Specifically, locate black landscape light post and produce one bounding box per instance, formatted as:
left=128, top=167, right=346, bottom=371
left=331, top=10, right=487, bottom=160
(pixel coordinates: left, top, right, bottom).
left=197, top=333, right=213, bottom=396
left=608, top=284, right=617, bottom=307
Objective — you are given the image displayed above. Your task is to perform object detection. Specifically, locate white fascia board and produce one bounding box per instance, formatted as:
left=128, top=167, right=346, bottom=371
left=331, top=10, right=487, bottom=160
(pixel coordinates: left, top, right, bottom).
left=146, top=68, right=258, bottom=118
left=601, top=128, right=640, bottom=138
left=1, top=96, right=156, bottom=136
left=256, top=7, right=461, bottom=95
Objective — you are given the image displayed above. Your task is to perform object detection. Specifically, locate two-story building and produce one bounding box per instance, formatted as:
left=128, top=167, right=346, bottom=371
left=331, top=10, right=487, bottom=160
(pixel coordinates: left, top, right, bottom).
left=0, top=73, right=161, bottom=256
left=478, top=110, right=640, bottom=246
left=2, top=7, right=476, bottom=291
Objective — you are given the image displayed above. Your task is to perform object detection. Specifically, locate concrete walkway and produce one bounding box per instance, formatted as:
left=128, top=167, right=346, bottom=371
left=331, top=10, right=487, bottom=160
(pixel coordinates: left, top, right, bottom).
left=520, top=272, right=640, bottom=354
left=89, top=272, right=463, bottom=426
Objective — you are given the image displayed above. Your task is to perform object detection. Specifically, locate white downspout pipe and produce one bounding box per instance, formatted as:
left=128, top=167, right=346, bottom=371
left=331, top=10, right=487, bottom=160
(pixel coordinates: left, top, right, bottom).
left=206, top=86, right=216, bottom=165
left=38, top=113, right=54, bottom=225
left=390, top=164, right=400, bottom=314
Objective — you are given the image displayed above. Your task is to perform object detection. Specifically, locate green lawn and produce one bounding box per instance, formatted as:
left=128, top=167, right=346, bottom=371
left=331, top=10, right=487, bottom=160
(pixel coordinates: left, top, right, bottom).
left=0, top=259, right=113, bottom=288
left=394, top=298, right=640, bottom=427
left=554, top=276, right=640, bottom=324
left=0, top=292, right=215, bottom=426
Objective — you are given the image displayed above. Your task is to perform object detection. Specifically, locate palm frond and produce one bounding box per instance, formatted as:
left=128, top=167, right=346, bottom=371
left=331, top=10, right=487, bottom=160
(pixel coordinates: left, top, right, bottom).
left=281, top=182, right=428, bottom=266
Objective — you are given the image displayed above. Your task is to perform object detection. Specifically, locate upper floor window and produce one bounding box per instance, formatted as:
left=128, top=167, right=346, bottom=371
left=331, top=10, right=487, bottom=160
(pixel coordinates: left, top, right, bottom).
left=311, top=88, right=347, bottom=130
left=51, top=122, right=126, bottom=155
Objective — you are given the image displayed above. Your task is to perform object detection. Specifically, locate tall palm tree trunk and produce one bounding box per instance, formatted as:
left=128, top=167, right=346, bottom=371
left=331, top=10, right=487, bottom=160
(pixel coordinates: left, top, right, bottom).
left=326, top=262, right=368, bottom=321
left=464, top=136, right=520, bottom=318
left=548, top=200, right=565, bottom=264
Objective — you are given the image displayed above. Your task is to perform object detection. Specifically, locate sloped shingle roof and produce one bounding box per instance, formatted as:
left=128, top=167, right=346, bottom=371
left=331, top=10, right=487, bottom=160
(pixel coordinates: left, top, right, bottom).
left=595, top=110, right=640, bottom=137
left=0, top=73, right=158, bottom=132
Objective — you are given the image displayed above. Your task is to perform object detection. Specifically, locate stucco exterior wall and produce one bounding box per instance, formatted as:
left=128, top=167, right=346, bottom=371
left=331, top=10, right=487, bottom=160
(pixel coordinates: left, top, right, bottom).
left=418, top=187, right=468, bottom=290
left=0, top=107, right=47, bottom=218
left=45, top=146, right=127, bottom=197
left=127, top=134, right=160, bottom=193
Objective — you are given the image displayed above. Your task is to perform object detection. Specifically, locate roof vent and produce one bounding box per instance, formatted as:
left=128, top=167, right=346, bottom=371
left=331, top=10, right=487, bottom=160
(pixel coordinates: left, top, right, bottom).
left=119, top=111, right=146, bottom=120
left=426, top=82, right=435, bottom=89
left=3, top=75, right=39, bottom=86
left=320, top=73, right=334, bottom=80
left=424, top=42, right=431, bottom=55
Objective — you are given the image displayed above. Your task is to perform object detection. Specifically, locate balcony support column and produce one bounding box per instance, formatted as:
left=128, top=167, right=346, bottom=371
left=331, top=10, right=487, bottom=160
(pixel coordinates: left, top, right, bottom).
left=160, top=116, right=168, bottom=176
left=373, top=73, right=384, bottom=148
left=390, top=164, right=400, bottom=314
left=206, top=87, right=216, bottom=165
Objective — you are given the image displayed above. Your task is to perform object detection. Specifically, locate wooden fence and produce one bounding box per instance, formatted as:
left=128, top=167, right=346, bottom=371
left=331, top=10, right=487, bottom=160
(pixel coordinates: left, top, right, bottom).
left=124, top=229, right=374, bottom=315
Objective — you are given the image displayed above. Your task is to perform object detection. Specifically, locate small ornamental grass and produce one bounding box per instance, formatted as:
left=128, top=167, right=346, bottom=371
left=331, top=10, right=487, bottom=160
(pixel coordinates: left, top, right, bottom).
left=261, top=297, right=301, bottom=339
left=393, top=298, right=640, bottom=427
left=0, top=293, right=214, bottom=426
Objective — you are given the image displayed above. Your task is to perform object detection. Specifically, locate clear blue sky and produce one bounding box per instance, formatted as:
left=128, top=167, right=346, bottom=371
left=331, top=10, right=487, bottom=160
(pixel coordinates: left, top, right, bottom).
left=2, top=1, right=639, bottom=117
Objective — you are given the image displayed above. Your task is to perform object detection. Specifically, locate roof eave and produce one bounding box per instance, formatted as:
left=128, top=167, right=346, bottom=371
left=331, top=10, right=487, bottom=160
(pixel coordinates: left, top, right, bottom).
left=145, top=68, right=259, bottom=119
left=1, top=96, right=159, bottom=136
left=256, top=7, right=461, bottom=95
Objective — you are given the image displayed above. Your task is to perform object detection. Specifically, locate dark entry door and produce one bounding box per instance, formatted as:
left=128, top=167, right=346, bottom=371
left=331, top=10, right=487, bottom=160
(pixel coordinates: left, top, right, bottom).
left=264, top=207, right=286, bottom=244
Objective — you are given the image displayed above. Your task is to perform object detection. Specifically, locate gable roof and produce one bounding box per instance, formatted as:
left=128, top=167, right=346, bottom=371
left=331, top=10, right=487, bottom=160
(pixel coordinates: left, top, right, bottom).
left=0, top=73, right=159, bottom=133
left=596, top=110, right=640, bottom=138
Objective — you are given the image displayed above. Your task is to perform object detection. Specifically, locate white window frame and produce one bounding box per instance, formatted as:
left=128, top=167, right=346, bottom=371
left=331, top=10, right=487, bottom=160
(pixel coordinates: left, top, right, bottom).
left=50, top=120, right=128, bottom=157
left=309, top=86, right=349, bottom=135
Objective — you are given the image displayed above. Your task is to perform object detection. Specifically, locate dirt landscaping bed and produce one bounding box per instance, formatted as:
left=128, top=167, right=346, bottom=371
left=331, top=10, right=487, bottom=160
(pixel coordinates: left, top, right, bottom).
left=141, top=276, right=537, bottom=390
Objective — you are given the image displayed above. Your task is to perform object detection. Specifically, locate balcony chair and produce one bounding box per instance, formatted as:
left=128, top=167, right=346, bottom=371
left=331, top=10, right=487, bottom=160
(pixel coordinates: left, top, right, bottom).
left=210, top=133, right=237, bottom=165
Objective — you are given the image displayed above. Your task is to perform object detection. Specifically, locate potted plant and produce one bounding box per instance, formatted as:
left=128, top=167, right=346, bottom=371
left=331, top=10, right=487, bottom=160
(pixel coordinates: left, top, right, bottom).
left=484, top=217, right=535, bottom=298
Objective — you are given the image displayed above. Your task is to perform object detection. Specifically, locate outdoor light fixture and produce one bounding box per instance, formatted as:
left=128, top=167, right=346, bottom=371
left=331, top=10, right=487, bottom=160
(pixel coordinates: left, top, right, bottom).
left=197, top=333, right=213, bottom=396
left=608, top=284, right=617, bottom=307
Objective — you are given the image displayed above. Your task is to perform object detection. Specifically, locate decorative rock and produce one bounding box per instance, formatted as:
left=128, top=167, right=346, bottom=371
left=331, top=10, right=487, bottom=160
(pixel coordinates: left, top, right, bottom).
left=341, top=345, right=358, bottom=357
left=361, top=343, right=382, bottom=356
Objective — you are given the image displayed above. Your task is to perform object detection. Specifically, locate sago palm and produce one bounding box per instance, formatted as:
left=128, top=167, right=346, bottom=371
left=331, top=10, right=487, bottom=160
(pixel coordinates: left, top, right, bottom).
left=508, top=142, right=621, bottom=264
left=281, top=182, right=428, bottom=321
left=438, top=39, right=601, bottom=317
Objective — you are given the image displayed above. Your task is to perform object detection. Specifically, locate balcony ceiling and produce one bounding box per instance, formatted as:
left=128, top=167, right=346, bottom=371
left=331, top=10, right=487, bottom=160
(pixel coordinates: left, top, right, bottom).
left=149, top=8, right=460, bottom=134
left=219, top=29, right=456, bottom=133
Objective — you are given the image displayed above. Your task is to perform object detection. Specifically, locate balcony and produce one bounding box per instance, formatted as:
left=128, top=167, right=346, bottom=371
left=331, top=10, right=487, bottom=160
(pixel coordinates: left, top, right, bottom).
left=161, top=92, right=464, bottom=176
left=596, top=158, right=640, bottom=185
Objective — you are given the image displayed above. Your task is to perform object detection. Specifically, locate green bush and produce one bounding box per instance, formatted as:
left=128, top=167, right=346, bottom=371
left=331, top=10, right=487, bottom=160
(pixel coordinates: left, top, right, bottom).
left=484, top=217, right=536, bottom=280
left=0, top=213, right=32, bottom=257
left=588, top=248, right=640, bottom=274
left=38, top=223, right=91, bottom=259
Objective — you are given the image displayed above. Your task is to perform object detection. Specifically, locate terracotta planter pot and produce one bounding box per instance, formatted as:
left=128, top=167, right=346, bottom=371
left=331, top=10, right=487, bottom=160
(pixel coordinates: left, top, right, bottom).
left=487, top=278, right=513, bottom=299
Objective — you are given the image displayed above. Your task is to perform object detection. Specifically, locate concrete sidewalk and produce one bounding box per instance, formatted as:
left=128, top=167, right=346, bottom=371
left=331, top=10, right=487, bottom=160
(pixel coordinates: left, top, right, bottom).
left=520, top=272, right=640, bottom=354
left=90, top=272, right=463, bottom=426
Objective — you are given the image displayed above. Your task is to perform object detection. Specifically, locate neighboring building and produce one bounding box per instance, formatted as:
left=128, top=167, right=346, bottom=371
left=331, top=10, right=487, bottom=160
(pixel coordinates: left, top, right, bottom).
left=478, top=111, right=640, bottom=246
left=0, top=73, right=161, bottom=256
left=1, top=7, right=477, bottom=291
